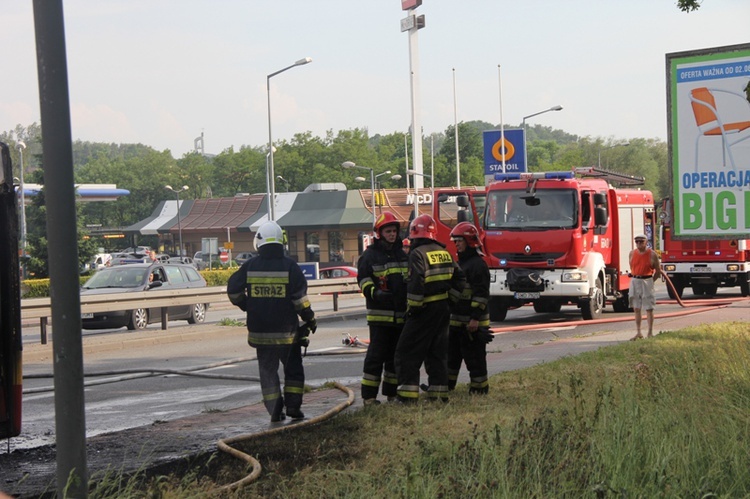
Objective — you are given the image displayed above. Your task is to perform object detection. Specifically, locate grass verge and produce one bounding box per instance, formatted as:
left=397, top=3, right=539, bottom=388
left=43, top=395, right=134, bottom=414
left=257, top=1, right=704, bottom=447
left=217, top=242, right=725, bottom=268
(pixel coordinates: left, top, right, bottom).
left=113, top=322, right=750, bottom=497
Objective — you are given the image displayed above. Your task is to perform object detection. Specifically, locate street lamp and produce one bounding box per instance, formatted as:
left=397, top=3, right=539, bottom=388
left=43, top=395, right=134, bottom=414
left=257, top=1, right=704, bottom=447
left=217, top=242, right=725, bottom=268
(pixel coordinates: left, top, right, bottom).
left=165, top=185, right=189, bottom=258
left=598, top=142, right=630, bottom=168
left=267, top=57, right=312, bottom=221
left=406, top=169, right=433, bottom=192
left=522, top=105, right=563, bottom=171
left=342, top=161, right=377, bottom=229
left=276, top=175, right=290, bottom=192
left=16, top=142, right=27, bottom=263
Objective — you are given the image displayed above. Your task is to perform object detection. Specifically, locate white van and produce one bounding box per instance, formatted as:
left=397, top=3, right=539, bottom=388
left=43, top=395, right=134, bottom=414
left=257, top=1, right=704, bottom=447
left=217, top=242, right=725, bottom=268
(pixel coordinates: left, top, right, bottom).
left=88, top=253, right=112, bottom=271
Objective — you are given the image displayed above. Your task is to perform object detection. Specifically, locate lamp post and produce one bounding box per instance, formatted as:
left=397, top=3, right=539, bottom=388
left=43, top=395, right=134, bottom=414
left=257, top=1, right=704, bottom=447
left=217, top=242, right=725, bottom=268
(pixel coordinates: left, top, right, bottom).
left=522, top=105, right=563, bottom=171
left=16, top=141, right=27, bottom=261
left=267, top=57, right=312, bottom=221
left=598, top=142, right=630, bottom=168
left=342, top=161, right=377, bottom=229
left=276, top=175, right=290, bottom=192
left=406, top=169, right=433, bottom=191
left=375, top=171, right=401, bottom=214
left=165, top=185, right=189, bottom=258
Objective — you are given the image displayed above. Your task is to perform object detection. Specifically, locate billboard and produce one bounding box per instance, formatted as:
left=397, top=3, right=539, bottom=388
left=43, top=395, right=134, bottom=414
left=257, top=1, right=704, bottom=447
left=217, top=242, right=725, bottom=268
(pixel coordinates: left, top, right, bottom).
left=483, top=129, right=526, bottom=176
left=667, top=43, right=750, bottom=239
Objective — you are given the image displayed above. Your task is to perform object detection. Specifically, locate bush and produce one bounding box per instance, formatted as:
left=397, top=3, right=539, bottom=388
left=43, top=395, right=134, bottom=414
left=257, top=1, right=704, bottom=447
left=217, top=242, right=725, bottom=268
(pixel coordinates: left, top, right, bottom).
left=20, top=269, right=233, bottom=298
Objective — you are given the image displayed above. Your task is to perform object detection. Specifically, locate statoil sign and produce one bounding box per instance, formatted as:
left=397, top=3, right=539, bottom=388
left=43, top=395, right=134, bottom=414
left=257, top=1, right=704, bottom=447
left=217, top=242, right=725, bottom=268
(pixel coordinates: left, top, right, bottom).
left=483, top=129, right=526, bottom=175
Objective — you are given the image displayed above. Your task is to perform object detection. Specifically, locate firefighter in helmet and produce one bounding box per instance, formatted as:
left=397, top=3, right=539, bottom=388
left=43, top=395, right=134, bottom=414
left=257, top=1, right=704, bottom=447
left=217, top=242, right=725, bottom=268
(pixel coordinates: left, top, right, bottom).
left=448, top=222, right=493, bottom=394
left=357, top=212, right=408, bottom=405
left=395, top=214, right=466, bottom=403
left=227, top=221, right=316, bottom=422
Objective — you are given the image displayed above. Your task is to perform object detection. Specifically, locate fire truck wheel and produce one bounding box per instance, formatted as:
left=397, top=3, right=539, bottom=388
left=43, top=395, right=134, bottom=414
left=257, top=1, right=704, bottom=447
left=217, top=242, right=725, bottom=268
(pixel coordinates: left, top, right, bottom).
left=581, top=278, right=604, bottom=320
left=704, top=285, right=718, bottom=296
left=741, top=281, right=749, bottom=297
left=488, top=298, right=508, bottom=322
left=612, top=292, right=632, bottom=313
left=666, top=281, right=684, bottom=300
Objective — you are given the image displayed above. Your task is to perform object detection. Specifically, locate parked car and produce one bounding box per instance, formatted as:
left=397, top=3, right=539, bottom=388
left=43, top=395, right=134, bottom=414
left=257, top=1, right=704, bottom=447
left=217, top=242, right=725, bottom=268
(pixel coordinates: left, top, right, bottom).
left=84, top=253, right=112, bottom=272
left=234, top=251, right=257, bottom=265
left=192, top=251, right=224, bottom=270
left=80, top=262, right=208, bottom=330
left=319, top=266, right=358, bottom=279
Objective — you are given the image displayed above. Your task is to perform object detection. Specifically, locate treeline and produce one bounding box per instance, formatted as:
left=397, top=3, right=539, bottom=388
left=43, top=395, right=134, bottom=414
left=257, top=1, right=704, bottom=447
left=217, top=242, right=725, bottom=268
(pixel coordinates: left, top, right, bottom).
left=2, top=120, right=668, bottom=275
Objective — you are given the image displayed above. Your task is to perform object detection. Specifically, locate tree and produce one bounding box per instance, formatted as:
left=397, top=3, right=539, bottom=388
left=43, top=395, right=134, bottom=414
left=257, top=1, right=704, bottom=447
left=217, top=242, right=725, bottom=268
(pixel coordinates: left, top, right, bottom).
left=677, top=0, right=702, bottom=12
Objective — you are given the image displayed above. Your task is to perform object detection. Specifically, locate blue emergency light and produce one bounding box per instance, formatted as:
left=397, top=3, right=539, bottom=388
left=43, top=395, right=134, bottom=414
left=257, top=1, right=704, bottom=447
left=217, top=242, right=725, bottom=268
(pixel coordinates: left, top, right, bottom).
left=494, top=171, right=574, bottom=181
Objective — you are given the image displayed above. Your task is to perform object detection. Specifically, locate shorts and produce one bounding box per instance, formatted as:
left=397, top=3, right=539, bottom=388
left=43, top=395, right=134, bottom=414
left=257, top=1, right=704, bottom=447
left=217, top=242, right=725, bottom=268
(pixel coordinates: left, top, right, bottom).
left=629, top=278, right=656, bottom=311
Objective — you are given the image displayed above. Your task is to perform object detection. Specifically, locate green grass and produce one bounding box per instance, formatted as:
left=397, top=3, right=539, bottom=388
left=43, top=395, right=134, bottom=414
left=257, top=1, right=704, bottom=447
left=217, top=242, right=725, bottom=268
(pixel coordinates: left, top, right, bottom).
left=120, top=322, right=750, bottom=497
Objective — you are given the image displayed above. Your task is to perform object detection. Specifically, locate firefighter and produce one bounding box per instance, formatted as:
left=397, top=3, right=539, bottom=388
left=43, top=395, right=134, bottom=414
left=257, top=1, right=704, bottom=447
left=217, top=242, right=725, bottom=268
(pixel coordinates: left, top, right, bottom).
left=227, top=221, right=316, bottom=422
left=402, top=237, right=411, bottom=255
left=357, top=212, right=409, bottom=405
left=395, top=214, right=466, bottom=403
left=447, top=222, right=493, bottom=394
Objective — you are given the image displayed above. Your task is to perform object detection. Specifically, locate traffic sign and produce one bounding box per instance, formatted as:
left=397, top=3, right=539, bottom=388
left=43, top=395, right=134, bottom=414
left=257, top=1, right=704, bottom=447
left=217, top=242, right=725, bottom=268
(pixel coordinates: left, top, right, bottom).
left=219, top=251, right=229, bottom=263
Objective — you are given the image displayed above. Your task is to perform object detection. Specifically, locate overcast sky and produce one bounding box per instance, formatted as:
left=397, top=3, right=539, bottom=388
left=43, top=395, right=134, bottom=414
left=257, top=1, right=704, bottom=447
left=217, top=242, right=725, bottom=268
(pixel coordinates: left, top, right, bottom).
left=2, top=1, right=748, bottom=157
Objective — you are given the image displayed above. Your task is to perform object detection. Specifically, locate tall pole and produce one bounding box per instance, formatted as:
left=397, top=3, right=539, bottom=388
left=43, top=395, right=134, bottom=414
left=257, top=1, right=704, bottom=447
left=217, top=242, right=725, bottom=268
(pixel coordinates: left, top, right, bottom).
left=498, top=65, right=506, bottom=174
left=166, top=185, right=189, bottom=257
left=522, top=105, right=563, bottom=172
left=266, top=57, right=312, bottom=221
left=404, top=133, right=410, bottom=190
left=33, top=2, right=88, bottom=494
left=453, top=68, right=460, bottom=187
left=369, top=169, right=376, bottom=229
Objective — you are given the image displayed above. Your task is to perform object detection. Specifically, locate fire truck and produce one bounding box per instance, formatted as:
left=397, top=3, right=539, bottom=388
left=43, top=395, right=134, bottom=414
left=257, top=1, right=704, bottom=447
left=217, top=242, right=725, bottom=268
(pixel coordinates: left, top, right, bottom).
left=431, top=167, right=655, bottom=321
left=658, top=198, right=750, bottom=299
left=0, top=143, right=22, bottom=439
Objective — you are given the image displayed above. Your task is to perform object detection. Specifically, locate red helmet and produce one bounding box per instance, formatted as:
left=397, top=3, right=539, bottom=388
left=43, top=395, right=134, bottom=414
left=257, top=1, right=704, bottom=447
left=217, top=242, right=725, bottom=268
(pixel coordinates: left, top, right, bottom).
left=450, top=222, right=483, bottom=250
left=373, top=212, right=400, bottom=239
left=409, top=214, right=438, bottom=241
left=402, top=238, right=411, bottom=247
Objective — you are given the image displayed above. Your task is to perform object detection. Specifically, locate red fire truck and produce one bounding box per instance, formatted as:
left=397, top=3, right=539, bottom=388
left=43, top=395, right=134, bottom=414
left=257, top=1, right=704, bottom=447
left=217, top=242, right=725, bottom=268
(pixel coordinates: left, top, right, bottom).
left=658, top=198, right=750, bottom=299
left=431, top=167, right=655, bottom=321
left=0, top=143, right=22, bottom=439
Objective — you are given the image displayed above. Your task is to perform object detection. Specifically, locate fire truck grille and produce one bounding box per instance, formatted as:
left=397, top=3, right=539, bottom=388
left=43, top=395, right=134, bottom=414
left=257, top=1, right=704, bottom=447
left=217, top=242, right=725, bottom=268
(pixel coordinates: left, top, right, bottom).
left=492, top=252, right=565, bottom=263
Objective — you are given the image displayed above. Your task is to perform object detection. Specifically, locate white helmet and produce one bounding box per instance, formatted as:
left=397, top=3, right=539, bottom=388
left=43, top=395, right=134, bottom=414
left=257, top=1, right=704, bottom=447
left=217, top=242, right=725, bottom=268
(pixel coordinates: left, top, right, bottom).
left=254, top=221, right=284, bottom=250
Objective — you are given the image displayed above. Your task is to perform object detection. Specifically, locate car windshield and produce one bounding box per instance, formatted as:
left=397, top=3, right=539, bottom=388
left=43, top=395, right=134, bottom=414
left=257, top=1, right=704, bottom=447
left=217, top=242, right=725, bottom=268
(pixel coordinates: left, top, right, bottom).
left=83, top=267, right=148, bottom=289
left=485, top=189, right=577, bottom=230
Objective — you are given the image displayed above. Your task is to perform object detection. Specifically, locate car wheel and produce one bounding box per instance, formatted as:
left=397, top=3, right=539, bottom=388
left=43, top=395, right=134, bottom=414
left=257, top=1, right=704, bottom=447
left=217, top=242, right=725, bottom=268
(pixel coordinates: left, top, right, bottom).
left=187, top=303, right=207, bottom=324
left=127, top=308, right=148, bottom=330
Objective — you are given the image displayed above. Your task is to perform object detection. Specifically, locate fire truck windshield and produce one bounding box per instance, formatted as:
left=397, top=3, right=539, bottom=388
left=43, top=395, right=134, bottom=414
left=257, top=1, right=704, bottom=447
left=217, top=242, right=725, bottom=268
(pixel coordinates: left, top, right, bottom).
left=485, top=189, right=577, bottom=230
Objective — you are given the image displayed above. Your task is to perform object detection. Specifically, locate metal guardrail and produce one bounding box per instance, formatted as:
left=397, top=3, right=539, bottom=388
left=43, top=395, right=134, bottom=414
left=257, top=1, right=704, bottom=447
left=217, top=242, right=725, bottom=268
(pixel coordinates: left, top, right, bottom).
left=22, top=277, right=361, bottom=343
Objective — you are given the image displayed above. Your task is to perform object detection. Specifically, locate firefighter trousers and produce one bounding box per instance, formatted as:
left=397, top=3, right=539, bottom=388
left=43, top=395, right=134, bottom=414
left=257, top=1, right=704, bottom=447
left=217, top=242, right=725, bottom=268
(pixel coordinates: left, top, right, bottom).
left=395, top=301, right=450, bottom=402
left=256, top=344, right=305, bottom=417
left=447, top=327, right=489, bottom=394
left=361, top=324, right=402, bottom=401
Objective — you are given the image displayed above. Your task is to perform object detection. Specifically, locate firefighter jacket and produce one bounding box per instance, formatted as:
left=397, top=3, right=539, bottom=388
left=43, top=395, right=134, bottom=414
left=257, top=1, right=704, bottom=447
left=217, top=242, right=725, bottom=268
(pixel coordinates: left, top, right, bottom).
left=406, top=238, right=465, bottom=309
left=449, top=248, right=491, bottom=329
left=227, top=245, right=314, bottom=348
left=357, top=237, right=409, bottom=326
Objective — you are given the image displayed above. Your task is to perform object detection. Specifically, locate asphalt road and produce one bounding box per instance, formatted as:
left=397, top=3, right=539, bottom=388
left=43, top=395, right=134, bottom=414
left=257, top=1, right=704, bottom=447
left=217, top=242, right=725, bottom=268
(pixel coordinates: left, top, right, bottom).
left=12, top=285, right=748, bottom=452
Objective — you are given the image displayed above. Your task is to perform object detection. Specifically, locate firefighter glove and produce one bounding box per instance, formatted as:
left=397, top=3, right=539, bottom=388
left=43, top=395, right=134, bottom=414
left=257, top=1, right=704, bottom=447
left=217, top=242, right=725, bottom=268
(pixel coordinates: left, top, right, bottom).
left=303, top=318, right=317, bottom=335
left=373, top=289, right=394, bottom=307
left=477, top=328, right=494, bottom=344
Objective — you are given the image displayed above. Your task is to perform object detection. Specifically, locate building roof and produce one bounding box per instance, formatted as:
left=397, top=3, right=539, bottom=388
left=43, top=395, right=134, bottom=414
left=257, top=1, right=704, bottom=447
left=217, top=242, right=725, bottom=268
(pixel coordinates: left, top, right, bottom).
left=123, top=186, right=482, bottom=236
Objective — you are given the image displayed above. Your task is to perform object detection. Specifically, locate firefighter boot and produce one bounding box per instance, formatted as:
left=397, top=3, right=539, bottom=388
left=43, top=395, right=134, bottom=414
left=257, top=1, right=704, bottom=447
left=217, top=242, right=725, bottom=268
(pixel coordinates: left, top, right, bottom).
left=286, top=407, right=305, bottom=421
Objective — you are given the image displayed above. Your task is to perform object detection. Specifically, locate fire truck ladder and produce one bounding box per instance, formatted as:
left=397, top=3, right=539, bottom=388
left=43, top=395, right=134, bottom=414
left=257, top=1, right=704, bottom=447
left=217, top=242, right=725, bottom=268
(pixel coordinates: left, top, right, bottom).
left=574, top=166, right=645, bottom=187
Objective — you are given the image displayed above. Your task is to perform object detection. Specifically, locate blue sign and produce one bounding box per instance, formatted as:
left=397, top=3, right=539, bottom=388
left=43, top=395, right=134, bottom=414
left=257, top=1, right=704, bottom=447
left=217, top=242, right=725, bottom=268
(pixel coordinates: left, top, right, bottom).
left=483, top=129, right=526, bottom=175
left=299, top=262, right=319, bottom=280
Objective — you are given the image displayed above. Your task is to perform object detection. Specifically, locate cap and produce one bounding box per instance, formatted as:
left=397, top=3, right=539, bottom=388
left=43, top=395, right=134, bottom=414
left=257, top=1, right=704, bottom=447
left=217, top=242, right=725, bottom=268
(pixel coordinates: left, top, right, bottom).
left=634, top=234, right=647, bottom=241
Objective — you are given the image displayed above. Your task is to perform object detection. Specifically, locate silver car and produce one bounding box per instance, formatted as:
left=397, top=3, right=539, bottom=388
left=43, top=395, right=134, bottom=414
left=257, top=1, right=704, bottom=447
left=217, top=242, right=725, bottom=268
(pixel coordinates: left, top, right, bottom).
left=80, top=262, right=208, bottom=330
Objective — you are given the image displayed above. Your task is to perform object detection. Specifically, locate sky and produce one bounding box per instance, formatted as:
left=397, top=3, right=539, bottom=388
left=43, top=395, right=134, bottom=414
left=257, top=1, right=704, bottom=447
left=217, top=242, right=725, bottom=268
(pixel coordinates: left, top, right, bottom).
left=2, top=1, right=748, bottom=158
